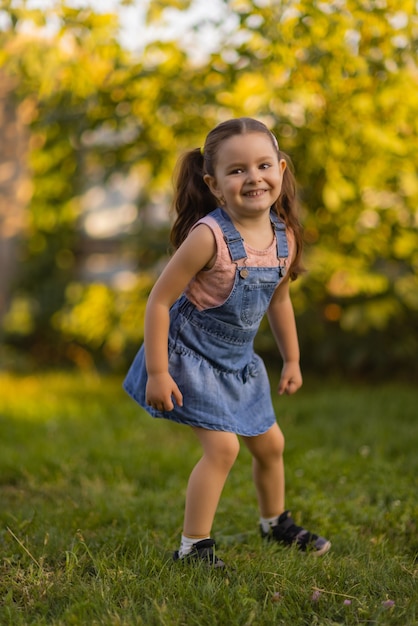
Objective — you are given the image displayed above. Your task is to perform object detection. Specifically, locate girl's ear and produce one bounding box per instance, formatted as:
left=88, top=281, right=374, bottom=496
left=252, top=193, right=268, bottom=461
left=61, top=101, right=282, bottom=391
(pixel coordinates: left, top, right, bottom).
left=204, top=174, right=220, bottom=197
left=279, top=159, right=287, bottom=174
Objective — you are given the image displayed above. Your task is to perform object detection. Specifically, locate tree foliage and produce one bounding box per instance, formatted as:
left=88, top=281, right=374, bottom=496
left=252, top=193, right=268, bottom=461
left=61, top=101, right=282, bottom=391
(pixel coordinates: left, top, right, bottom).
left=1, top=0, right=417, bottom=377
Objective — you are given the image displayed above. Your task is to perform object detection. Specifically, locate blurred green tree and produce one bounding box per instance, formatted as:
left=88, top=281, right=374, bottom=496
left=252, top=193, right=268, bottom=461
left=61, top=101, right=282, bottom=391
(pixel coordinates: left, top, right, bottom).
left=0, top=0, right=416, bottom=377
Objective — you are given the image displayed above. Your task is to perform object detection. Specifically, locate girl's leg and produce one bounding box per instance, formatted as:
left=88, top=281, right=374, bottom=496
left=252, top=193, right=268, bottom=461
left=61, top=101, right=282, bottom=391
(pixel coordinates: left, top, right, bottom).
left=241, top=423, right=285, bottom=518
left=183, top=427, right=240, bottom=537
left=242, top=424, right=331, bottom=554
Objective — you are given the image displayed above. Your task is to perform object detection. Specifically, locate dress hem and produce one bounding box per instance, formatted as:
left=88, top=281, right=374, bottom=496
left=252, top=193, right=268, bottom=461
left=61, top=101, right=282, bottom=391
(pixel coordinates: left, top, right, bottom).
left=123, top=382, right=276, bottom=437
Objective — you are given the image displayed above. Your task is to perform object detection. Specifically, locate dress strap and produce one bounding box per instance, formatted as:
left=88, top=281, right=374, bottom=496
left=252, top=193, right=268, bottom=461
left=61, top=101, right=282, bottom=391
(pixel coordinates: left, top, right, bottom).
left=210, top=207, right=247, bottom=262
left=269, top=210, right=289, bottom=260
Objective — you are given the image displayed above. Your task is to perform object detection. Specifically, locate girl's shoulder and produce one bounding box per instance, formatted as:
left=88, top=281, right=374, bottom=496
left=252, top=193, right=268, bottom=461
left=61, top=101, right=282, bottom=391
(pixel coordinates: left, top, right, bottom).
left=190, top=213, right=234, bottom=269
left=190, top=212, right=224, bottom=243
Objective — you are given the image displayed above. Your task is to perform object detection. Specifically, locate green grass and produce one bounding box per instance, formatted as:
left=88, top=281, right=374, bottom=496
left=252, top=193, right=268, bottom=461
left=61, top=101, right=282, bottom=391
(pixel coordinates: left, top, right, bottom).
left=0, top=372, right=417, bottom=625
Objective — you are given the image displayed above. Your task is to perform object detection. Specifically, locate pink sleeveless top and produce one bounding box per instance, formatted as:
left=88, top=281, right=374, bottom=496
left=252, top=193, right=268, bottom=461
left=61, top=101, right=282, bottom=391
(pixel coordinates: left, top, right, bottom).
left=185, top=215, right=295, bottom=311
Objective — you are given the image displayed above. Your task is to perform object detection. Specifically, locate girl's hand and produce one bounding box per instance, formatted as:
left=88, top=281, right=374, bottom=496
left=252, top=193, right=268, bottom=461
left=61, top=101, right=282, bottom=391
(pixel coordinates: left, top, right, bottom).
left=145, top=373, right=183, bottom=412
left=277, top=362, right=303, bottom=396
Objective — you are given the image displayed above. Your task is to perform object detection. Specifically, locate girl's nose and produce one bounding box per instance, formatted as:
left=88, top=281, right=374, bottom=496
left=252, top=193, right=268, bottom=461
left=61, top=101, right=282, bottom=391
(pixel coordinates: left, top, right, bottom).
left=246, top=167, right=262, bottom=183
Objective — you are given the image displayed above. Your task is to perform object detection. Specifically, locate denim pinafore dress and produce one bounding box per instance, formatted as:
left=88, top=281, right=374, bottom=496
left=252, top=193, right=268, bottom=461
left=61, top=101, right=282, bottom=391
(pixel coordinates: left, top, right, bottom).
left=123, top=207, right=289, bottom=437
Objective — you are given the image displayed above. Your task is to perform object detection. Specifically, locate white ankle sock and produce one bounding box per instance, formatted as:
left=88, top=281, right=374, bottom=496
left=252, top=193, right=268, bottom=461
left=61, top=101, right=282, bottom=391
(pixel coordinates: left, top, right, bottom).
left=178, top=534, right=210, bottom=558
left=260, top=515, right=279, bottom=533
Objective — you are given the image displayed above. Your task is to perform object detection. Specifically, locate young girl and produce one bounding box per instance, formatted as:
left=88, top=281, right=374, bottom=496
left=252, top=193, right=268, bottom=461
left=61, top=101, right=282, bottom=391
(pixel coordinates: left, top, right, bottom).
left=124, top=117, right=330, bottom=566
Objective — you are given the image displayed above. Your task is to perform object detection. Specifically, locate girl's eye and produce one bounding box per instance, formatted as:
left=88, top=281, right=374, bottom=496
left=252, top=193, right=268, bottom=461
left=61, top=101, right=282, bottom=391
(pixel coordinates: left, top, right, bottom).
left=260, top=163, right=271, bottom=170
left=229, top=168, right=244, bottom=175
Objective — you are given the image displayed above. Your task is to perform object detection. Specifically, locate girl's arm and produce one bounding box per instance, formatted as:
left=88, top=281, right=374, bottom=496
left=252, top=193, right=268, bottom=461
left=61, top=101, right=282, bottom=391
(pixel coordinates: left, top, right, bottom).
left=267, top=278, right=303, bottom=396
left=144, top=224, right=216, bottom=412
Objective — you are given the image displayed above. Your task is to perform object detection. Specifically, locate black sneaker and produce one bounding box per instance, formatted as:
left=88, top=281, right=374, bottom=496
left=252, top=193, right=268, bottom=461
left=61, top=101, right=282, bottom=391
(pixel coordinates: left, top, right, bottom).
left=173, top=538, right=226, bottom=568
left=261, top=510, right=331, bottom=556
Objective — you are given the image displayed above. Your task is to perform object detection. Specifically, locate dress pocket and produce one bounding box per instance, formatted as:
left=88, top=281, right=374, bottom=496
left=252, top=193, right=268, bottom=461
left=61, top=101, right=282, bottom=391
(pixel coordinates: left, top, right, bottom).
left=240, top=283, right=277, bottom=325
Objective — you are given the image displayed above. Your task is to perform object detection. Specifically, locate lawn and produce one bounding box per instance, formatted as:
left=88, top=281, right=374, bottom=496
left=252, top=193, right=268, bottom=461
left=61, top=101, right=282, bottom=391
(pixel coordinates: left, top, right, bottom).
left=0, top=372, right=417, bottom=625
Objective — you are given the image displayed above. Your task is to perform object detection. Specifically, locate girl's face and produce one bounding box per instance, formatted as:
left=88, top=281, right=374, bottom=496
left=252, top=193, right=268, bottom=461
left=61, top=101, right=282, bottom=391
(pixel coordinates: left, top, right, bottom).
left=204, top=132, right=286, bottom=219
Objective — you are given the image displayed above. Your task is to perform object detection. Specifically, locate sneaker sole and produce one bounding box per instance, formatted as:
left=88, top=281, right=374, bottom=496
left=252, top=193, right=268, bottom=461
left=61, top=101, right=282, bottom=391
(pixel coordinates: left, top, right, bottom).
left=313, top=540, right=331, bottom=556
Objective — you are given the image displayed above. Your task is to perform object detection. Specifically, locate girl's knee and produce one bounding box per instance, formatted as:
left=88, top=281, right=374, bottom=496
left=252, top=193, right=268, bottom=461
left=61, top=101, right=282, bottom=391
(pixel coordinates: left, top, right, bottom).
left=262, top=429, right=285, bottom=461
left=244, top=424, right=285, bottom=461
left=195, top=429, right=240, bottom=470
left=215, top=435, right=240, bottom=469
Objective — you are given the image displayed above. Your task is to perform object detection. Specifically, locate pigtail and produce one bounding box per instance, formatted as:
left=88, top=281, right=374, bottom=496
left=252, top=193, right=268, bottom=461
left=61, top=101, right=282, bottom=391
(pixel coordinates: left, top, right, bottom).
left=170, top=148, right=218, bottom=249
left=275, top=153, right=304, bottom=281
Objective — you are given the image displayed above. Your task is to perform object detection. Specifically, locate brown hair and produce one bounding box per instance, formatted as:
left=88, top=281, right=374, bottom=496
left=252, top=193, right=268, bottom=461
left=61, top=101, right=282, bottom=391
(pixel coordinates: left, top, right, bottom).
left=170, top=117, right=304, bottom=279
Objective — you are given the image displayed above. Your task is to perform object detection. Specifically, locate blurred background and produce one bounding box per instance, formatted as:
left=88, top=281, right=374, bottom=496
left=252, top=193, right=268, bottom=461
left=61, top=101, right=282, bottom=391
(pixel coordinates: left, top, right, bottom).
left=0, top=0, right=417, bottom=380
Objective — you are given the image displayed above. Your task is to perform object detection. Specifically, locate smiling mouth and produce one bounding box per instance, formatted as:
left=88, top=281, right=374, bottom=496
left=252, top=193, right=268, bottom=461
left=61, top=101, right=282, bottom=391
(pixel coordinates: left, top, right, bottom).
left=244, top=189, right=267, bottom=197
